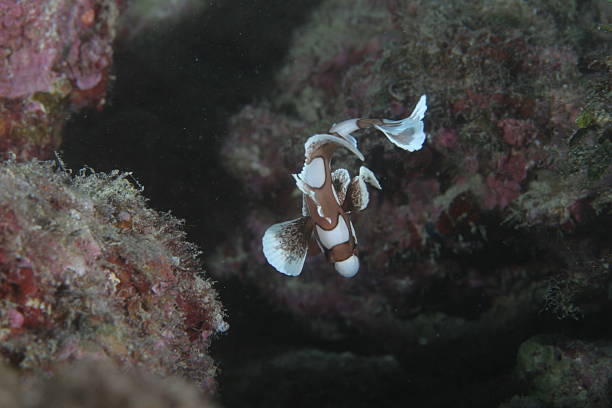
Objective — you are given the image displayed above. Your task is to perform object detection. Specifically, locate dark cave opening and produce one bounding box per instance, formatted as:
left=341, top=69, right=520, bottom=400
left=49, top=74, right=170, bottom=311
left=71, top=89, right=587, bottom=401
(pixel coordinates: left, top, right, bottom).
left=61, top=0, right=323, bottom=252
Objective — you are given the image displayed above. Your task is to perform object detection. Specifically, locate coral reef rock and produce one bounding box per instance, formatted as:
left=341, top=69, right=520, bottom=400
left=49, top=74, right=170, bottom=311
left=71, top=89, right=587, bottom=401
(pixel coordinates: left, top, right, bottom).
left=0, top=0, right=121, bottom=160
left=0, top=158, right=227, bottom=392
left=501, top=335, right=612, bottom=408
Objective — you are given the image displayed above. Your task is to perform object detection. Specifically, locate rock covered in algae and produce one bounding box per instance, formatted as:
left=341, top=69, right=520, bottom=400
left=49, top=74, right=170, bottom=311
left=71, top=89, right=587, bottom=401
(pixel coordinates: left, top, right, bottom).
left=0, top=0, right=121, bottom=160
left=0, top=157, right=227, bottom=392
left=501, top=335, right=612, bottom=408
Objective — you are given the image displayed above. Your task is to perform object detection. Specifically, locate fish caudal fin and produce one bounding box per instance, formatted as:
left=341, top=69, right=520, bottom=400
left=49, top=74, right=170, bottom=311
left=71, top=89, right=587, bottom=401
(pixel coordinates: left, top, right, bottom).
left=374, top=94, right=427, bottom=152
left=262, top=217, right=312, bottom=276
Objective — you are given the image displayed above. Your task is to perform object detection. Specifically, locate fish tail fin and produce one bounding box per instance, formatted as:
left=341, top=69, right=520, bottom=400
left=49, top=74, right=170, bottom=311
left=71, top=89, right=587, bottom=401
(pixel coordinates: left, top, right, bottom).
left=374, top=94, right=427, bottom=152
left=329, top=95, right=427, bottom=152
left=262, top=217, right=312, bottom=276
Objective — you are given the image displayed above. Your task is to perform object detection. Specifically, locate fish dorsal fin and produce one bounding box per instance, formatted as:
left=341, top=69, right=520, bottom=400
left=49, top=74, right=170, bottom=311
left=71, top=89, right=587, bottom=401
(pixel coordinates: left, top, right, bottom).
left=345, top=166, right=382, bottom=212
left=329, top=119, right=359, bottom=147
left=293, top=174, right=325, bottom=218
left=359, top=166, right=382, bottom=190
left=296, top=156, right=326, bottom=189
left=301, top=195, right=309, bottom=217
left=331, top=168, right=350, bottom=205
left=262, top=217, right=312, bottom=276
left=305, top=134, right=365, bottom=161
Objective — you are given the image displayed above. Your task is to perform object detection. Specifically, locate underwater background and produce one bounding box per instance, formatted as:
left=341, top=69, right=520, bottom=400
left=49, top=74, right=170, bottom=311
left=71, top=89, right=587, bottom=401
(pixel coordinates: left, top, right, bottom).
left=0, top=0, right=610, bottom=407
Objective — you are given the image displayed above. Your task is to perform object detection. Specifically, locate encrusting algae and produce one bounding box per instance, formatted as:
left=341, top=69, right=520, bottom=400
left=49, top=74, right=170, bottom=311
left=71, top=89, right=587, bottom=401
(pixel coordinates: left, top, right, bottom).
left=0, top=155, right=227, bottom=392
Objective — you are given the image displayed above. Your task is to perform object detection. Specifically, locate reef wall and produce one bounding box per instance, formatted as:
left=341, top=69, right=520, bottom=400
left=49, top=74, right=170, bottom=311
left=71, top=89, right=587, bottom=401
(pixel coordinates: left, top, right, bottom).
left=0, top=0, right=229, bottom=400
left=0, top=158, right=227, bottom=392
left=213, top=0, right=610, bottom=406
left=0, top=0, right=121, bottom=160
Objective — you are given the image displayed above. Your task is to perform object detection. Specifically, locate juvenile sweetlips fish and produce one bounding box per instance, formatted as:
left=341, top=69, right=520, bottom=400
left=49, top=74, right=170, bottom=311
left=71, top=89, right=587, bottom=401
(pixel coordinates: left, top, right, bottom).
left=263, top=95, right=427, bottom=278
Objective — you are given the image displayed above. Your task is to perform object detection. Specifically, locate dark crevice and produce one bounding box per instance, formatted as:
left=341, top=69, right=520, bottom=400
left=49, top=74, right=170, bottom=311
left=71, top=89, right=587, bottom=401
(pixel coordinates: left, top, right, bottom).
left=61, top=0, right=323, bottom=253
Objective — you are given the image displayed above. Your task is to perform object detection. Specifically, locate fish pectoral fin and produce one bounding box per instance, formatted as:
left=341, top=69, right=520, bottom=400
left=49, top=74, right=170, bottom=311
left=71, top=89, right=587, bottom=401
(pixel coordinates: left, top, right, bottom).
left=359, top=166, right=381, bottom=190
left=345, top=166, right=380, bottom=212
left=331, top=168, right=351, bottom=206
left=345, top=177, right=368, bottom=212
left=262, top=217, right=313, bottom=276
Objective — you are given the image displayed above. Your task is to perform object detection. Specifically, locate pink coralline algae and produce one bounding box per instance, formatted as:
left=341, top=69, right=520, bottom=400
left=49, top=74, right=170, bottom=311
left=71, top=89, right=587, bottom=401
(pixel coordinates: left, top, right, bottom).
left=484, top=174, right=521, bottom=210
left=0, top=158, right=227, bottom=392
left=435, top=128, right=459, bottom=149
left=483, top=152, right=531, bottom=210
left=0, top=0, right=121, bottom=160
left=212, top=0, right=610, bottom=352
left=498, top=119, right=538, bottom=147
left=0, top=0, right=116, bottom=99
left=311, top=39, right=382, bottom=96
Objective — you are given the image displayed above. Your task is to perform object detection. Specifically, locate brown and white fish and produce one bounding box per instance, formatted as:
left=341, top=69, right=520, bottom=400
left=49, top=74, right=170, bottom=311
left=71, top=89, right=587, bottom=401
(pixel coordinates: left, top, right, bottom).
left=263, top=95, right=427, bottom=277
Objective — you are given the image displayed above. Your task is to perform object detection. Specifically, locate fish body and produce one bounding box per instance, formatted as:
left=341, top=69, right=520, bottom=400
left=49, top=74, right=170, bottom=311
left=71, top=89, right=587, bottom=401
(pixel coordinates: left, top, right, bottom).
left=263, top=95, right=427, bottom=277
left=300, top=143, right=360, bottom=277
